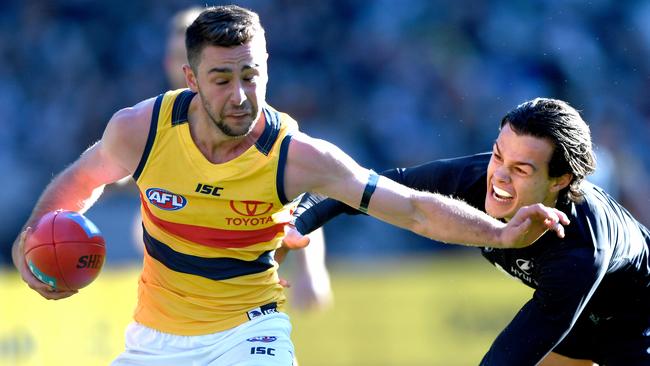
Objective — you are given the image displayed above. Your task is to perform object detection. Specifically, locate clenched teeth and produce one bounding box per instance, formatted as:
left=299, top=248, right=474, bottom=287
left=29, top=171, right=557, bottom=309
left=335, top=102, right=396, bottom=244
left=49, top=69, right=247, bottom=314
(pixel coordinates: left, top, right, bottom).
left=493, top=185, right=513, bottom=198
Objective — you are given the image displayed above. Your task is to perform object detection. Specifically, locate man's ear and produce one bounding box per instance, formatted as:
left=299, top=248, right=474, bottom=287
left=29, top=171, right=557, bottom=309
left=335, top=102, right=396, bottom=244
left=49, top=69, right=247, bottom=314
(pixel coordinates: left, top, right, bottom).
left=183, top=64, right=198, bottom=92
left=551, top=173, right=573, bottom=193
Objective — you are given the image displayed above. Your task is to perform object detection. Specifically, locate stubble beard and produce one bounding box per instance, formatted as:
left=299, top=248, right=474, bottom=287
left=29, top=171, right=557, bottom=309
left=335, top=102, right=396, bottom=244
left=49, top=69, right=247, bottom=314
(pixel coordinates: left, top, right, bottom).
left=200, top=94, right=257, bottom=138
left=210, top=111, right=255, bottom=137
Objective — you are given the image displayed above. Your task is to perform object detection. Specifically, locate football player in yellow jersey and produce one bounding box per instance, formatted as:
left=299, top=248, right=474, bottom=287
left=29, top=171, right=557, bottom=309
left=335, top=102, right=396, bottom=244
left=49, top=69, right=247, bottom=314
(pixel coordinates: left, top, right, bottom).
left=161, top=6, right=333, bottom=313
left=12, top=5, right=568, bottom=365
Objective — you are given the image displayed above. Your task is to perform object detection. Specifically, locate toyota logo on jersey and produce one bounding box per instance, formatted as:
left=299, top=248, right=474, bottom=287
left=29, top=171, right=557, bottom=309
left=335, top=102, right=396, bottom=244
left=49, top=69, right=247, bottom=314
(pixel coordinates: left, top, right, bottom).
left=229, top=200, right=274, bottom=216
left=145, top=188, right=187, bottom=210
left=226, top=200, right=275, bottom=226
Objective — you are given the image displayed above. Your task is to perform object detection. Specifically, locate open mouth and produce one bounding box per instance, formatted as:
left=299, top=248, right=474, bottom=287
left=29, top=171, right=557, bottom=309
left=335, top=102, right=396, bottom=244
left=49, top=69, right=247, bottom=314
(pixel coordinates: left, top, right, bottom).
left=492, top=185, right=514, bottom=202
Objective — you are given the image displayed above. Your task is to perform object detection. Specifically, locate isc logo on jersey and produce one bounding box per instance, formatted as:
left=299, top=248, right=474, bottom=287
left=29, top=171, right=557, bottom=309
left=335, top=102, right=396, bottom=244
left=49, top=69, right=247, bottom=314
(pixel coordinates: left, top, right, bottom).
left=146, top=188, right=187, bottom=210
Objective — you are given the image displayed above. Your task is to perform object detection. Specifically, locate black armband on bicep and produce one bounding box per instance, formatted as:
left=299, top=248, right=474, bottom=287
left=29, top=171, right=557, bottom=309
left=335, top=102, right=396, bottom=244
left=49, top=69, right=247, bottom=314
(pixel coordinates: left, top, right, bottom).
left=293, top=193, right=360, bottom=235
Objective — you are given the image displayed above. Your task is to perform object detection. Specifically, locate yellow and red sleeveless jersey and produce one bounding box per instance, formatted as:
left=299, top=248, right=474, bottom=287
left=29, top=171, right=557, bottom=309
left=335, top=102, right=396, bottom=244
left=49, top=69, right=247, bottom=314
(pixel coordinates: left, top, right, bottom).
left=132, top=89, right=298, bottom=335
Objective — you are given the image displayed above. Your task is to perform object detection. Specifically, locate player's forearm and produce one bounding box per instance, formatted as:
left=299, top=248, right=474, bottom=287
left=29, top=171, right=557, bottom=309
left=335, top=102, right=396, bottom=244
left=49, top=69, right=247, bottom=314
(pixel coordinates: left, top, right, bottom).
left=24, top=166, right=105, bottom=228
left=365, top=177, right=503, bottom=247
left=410, top=191, right=504, bottom=247
left=12, top=233, right=26, bottom=271
left=293, top=193, right=358, bottom=235
left=13, top=167, right=105, bottom=272
left=295, top=228, right=327, bottom=272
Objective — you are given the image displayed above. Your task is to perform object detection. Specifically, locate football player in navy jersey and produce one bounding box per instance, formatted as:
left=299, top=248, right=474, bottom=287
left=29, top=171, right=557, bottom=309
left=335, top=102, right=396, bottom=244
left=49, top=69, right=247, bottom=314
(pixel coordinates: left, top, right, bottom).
left=287, top=97, right=650, bottom=366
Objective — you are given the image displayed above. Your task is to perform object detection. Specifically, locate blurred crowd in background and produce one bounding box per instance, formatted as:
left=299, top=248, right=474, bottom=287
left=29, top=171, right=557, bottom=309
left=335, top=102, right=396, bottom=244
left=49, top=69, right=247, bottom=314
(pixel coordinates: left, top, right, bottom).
left=2, top=0, right=650, bottom=266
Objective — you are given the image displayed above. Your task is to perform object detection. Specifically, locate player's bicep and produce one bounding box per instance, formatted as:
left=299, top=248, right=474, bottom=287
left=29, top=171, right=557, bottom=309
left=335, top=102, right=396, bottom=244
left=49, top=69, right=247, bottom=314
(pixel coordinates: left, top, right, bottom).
left=73, top=140, right=130, bottom=187
left=285, top=133, right=368, bottom=208
left=74, top=101, right=152, bottom=187
left=285, top=133, right=418, bottom=228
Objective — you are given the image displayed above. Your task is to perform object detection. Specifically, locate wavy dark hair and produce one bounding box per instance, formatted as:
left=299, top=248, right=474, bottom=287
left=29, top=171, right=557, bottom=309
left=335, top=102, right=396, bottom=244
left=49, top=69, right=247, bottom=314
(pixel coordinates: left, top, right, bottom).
left=185, top=5, right=264, bottom=71
left=500, top=98, right=596, bottom=203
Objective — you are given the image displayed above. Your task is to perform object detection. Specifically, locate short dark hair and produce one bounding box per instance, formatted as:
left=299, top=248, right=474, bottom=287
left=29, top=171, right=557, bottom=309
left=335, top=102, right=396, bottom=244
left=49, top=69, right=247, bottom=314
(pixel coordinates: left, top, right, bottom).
left=500, top=98, right=596, bottom=203
left=185, top=5, right=265, bottom=71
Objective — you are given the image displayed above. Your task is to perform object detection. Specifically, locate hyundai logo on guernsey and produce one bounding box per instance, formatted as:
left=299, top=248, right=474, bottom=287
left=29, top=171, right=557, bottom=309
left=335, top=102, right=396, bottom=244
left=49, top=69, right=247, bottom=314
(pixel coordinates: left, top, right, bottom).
left=511, top=258, right=538, bottom=286
left=515, top=259, right=533, bottom=275
left=146, top=188, right=187, bottom=210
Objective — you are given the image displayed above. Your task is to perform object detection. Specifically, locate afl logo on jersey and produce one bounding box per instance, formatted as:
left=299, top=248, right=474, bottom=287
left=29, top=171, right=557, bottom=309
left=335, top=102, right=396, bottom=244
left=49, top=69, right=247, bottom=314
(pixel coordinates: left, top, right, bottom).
left=146, top=188, right=187, bottom=210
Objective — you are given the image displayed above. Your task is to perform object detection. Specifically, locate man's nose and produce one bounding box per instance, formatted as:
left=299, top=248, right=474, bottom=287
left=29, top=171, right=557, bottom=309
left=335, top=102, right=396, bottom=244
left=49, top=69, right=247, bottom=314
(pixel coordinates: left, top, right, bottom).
left=229, top=82, right=247, bottom=106
left=493, top=166, right=511, bottom=183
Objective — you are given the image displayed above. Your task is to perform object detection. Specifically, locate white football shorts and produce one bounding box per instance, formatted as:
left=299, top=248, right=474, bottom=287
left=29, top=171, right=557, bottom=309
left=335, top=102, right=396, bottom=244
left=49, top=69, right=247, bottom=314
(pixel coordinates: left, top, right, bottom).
left=111, top=312, right=294, bottom=366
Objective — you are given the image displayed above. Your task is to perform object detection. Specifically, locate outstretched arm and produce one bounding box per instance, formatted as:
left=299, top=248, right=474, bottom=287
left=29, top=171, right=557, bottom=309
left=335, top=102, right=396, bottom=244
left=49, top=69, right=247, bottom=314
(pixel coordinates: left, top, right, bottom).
left=284, top=133, right=568, bottom=249
left=291, top=193, right=358, bottom=236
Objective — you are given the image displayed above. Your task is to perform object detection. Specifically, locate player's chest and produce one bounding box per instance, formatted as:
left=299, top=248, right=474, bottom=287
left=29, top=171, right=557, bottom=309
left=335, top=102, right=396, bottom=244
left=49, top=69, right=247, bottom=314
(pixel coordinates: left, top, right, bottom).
left=139, top=174, right=284, bottom=230
left=481, top=247, right=540, bottom=287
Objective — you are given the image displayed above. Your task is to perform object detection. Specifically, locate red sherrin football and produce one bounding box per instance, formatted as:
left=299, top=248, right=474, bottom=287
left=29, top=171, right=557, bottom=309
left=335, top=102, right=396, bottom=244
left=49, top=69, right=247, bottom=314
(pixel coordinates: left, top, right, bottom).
left=24, top=210, right=106, bottom=291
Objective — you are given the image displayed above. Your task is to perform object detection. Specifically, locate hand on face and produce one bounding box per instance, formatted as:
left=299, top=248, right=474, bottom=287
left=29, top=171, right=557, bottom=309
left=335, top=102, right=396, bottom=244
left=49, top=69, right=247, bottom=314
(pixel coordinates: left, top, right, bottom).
left=485, top=124, right=569, bottom=221
left=499, top=203, right=570, bottom=248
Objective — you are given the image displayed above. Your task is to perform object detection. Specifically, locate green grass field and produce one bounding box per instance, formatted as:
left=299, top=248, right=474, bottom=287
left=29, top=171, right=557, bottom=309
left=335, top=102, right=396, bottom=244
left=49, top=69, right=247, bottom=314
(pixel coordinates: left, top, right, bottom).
left=0, top=254, right=531, bottom=366
left=288, top=254, right=532, bottom=366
